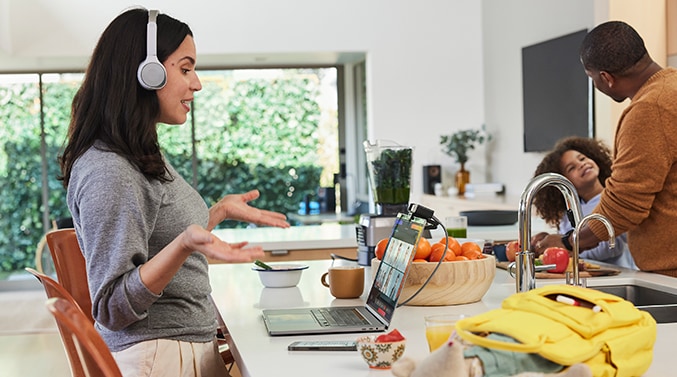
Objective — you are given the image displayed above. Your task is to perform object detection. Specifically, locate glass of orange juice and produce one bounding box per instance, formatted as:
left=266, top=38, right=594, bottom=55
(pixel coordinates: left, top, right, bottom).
left=424, top=314, right=465, bottom=352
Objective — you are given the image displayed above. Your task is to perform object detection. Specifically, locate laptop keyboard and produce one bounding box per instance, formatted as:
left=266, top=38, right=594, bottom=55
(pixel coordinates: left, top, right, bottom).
left=311, top=308, right=371, bottom=327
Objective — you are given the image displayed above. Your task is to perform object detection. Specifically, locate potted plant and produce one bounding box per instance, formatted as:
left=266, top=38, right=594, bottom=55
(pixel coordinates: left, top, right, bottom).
left=440, top=125, right=490, bottom=195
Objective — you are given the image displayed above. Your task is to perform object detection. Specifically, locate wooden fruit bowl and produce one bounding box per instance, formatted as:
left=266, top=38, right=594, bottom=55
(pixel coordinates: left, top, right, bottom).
left=371, top=255, right=496, bottom=306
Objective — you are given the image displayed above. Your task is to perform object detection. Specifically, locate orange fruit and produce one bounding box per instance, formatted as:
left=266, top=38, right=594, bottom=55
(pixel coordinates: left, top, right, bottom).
left=375, top=238, right=389, bottom=260
left=463, top=250, right=482, bottom=260
left=430, top=242, right=445, bottom=253
left=414, top=238, right=432, bottom=260
left=429, top=242, right=455, bottom=262
left=413, top=258, right=428, bottom=263
left=454, top=255, right=469, bottom=261
left=437, top=236, right=462, bottom=256
left=428, top=243, right=445, bottom=261
left=461, top=242, right=482, bottom=260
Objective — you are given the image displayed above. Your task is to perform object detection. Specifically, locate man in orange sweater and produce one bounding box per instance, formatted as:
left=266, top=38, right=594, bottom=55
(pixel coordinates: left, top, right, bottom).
left=534, top=21, right=677, bottom=277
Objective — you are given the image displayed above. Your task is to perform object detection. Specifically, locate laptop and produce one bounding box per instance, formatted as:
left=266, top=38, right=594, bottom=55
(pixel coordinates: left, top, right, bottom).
left=262, top=211, right=427, bottom=336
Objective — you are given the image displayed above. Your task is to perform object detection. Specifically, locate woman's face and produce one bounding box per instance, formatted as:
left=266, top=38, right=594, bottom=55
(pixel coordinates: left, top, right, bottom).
left=156, top=35, right=202, bottom=125
left=559, top=150, right=599, bottom=189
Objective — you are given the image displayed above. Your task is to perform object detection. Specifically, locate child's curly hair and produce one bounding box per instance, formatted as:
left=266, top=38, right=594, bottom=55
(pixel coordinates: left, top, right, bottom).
left=532, top=137, right=613, bottom=228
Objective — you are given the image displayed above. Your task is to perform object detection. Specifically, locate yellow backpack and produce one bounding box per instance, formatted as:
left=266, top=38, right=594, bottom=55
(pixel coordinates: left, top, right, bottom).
left=455, top=284, right=656, bottom=377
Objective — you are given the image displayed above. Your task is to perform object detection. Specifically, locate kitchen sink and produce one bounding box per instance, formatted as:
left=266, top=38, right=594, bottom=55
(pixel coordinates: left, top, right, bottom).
left=591, top=284, right=677, bottom=323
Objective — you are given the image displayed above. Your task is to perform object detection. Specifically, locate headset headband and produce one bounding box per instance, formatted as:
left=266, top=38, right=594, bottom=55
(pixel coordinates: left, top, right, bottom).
left=137, top=9, right=167, bottom=90
left=146, top=10, right=159, bottom=60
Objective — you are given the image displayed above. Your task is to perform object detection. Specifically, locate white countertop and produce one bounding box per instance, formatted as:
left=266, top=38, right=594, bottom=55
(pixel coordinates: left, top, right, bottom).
left=211, top=217, right=555, bottom=251
left=212, top=224, right=359, bottom=250
left=209, top=259, right=676, bottom=377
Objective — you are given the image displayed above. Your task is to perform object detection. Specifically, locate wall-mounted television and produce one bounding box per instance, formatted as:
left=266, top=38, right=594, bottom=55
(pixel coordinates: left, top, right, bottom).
left=522, top=29, right=593, bottom=152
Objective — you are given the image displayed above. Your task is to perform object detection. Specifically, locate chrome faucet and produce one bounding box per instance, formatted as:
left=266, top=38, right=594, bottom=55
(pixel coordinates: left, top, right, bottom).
left=515, top=173, right=583, bottom=292
left=568, top=213, right=615, bottom=287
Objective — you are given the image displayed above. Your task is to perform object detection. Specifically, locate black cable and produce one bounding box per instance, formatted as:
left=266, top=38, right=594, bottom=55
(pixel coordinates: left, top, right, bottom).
left=330, top=253, right=358, bottom=265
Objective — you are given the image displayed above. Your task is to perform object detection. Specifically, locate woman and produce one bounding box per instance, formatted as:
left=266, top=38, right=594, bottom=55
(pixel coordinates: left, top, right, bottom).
left=531, top=137, right=636, bottom=269
left=58, top=8, right=289, bottom=376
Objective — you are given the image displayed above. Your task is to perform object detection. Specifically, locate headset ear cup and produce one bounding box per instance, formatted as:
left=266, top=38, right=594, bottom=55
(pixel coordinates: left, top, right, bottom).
left=137, top=56, right=167, bottom=90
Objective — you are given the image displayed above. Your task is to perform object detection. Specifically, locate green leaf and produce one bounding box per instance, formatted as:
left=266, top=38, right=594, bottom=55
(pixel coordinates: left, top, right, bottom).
left=439, top=124, right=491, bottom=164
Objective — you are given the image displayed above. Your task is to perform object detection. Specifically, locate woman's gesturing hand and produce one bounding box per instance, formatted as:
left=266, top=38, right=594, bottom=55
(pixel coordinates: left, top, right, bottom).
left=183, top=224, right=264, bottom=262
left=208, top=189, right=290, bottom=230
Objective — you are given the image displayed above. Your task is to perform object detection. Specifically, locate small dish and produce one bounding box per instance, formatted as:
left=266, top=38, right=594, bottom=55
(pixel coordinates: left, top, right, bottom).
left=252, top=263, right=309, bottom=288
left=356, top=335, right=406, bottom=369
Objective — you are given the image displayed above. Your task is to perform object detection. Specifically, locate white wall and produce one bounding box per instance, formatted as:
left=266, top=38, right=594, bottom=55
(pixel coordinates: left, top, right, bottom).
left=482, top=0, right=595, bottom=198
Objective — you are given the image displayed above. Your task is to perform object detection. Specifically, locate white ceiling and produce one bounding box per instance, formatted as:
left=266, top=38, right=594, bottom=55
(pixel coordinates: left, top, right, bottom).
left=0, top=0, right=366, bottom=72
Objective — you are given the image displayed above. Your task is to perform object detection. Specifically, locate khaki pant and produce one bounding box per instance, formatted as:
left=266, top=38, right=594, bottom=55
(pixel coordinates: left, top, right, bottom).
left=113, top=338, right=229, bottom=377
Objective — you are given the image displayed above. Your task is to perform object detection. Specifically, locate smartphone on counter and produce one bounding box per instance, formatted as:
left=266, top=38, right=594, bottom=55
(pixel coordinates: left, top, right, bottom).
left=288, top=340, right=357, bottom=351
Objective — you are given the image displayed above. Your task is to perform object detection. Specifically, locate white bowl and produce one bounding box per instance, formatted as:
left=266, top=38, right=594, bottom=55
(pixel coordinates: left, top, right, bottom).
left=252, top=263, right=309, bottom=288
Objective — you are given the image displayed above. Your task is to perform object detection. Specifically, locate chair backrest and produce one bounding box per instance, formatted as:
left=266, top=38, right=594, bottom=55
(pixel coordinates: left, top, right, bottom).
left=26, top=267, right=89, bottom=377
left=45, top=297, right=122, bottom=377
left=35, top=217, right=73, bottom=274
left=45, top=228, right=93, bottom=323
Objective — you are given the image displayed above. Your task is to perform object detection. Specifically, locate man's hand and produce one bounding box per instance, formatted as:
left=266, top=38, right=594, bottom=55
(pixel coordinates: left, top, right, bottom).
left=530, top=232, right=549, bottom=251
left=532, top=233, right=567, bottom=256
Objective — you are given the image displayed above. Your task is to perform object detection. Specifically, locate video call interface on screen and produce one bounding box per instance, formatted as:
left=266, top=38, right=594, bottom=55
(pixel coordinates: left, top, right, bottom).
left=367, top=213, right=425, bottom=321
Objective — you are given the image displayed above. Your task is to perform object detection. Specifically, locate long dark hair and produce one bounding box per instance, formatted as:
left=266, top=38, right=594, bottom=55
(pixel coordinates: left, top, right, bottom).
left=532, top=136, right=613, bottom=228
left=59, top=8, right=192, bottom=186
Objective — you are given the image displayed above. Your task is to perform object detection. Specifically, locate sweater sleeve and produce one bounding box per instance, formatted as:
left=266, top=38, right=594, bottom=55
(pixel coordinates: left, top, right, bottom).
left=68, top=150, right=162, bottom=331
left=592, top=99, right=672, bottom=239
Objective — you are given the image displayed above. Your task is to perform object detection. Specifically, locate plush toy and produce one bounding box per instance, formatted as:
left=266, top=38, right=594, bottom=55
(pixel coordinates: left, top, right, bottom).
left=391, top=339, right=469, bottom=377
left=391, top=338, right=592, bottom=377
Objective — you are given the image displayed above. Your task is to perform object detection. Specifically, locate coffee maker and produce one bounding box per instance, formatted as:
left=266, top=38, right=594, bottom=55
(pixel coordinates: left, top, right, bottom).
left=355, top=140, right=413, bottom=266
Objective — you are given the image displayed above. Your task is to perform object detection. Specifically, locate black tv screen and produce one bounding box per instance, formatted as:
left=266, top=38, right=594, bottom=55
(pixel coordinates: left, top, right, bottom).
left=522, top=29, right=593, bottom=152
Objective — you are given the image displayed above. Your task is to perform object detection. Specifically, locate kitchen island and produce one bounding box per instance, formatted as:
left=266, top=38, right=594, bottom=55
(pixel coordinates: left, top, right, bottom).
left=209, top=259, right=676, bottom=377
left=3, top=256, right=674, bottom=376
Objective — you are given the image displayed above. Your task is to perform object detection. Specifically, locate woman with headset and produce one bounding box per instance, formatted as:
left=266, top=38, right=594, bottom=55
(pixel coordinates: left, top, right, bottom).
left=58, top=8, right=289, bottom=376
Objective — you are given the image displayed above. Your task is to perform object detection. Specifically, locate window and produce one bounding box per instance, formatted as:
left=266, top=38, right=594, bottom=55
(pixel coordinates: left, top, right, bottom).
left=0, top=66, right=347, bottom=282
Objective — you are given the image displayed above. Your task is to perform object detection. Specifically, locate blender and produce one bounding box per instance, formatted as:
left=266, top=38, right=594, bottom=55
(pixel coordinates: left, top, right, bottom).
left=355, top=140, right=413, bottom=265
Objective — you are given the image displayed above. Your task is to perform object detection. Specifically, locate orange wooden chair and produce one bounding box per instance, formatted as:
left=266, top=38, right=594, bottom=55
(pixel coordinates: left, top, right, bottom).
left=25, top=267, right=92, bottom=377
left=45, top=297, right=122, bottom=377
left=44, top=228, right=236, bottom=370
left=45, top=228, right=94, bottom=324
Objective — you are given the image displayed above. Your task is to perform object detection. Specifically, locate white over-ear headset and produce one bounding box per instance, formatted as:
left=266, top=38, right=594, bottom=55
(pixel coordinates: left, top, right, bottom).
left=137, top=10, right=167, bottom=90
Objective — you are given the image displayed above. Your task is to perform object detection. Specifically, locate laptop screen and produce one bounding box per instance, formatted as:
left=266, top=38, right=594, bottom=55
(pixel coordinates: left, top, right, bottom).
left=366, top=212, right=426, bottom=324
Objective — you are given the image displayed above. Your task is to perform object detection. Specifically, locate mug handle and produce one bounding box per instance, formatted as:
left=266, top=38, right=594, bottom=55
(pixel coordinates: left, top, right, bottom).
left=320, top=272, right=330, bottom=288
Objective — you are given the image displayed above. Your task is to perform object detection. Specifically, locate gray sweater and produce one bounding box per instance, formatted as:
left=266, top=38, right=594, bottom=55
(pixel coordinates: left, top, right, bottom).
left=67, top=143, right=216, bottom=352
